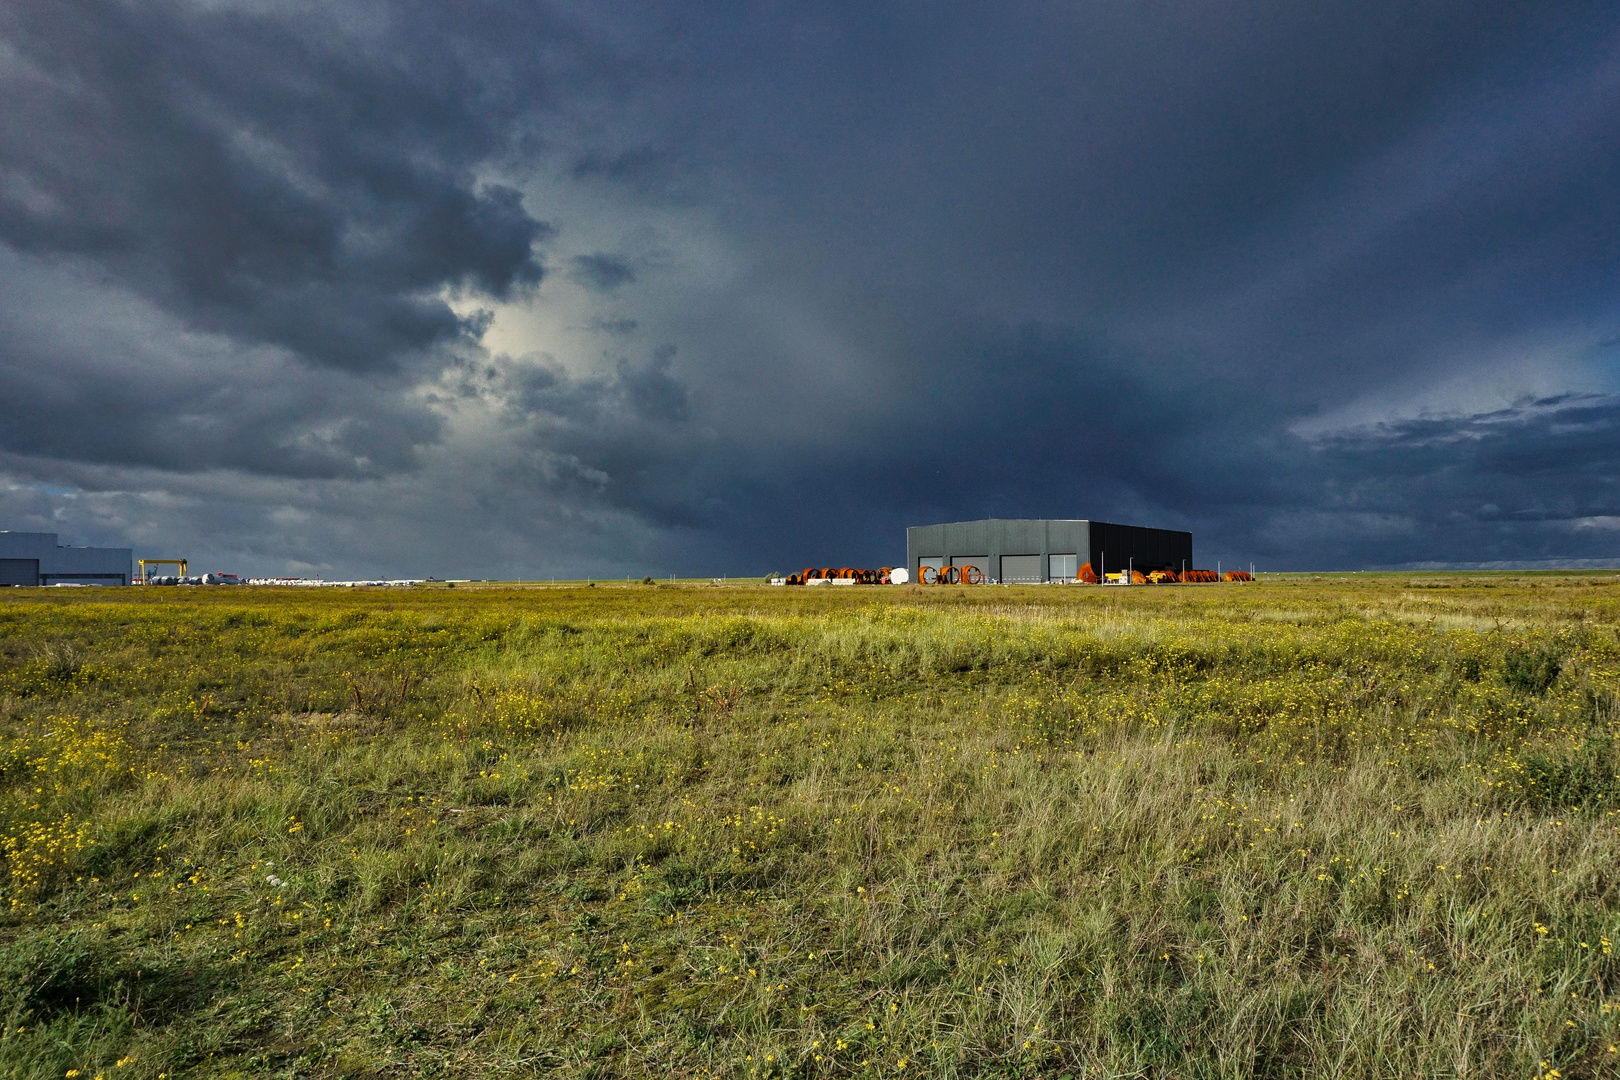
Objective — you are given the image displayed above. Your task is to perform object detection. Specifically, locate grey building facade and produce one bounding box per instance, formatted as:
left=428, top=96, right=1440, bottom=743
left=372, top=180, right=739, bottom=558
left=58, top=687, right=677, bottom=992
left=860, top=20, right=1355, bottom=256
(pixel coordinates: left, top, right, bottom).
left=0, top=532, right=133, bottom=586
left=906, top=519, right=1193, bottom=583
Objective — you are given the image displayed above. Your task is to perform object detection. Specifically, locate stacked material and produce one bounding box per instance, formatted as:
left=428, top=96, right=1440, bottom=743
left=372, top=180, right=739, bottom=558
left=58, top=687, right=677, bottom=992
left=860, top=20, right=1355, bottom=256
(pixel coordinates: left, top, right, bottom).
left=785, top=567, right=897, bottom=585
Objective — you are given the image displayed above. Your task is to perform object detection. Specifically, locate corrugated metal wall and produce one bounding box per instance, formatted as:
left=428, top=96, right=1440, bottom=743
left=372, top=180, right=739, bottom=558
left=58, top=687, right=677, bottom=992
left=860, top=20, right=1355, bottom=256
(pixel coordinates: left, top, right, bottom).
left=1088, top=521, right=1193, bottom=577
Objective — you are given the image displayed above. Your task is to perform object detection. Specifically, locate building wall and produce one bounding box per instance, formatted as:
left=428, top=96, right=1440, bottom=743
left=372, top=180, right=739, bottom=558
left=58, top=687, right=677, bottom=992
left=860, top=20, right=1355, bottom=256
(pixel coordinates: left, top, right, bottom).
left=1088, top=521, right=1193, bottom=578
left=907, top=519, right=1089, bottom=583
left=906, top=519, right=1192, bottom=582
left=0, top=532, right=133, bottom=585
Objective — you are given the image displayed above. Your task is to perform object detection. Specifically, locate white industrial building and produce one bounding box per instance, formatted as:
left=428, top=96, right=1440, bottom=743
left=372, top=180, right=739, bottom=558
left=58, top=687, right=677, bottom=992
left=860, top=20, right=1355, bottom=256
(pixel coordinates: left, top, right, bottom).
left=0, top=531, right=133, bottom=586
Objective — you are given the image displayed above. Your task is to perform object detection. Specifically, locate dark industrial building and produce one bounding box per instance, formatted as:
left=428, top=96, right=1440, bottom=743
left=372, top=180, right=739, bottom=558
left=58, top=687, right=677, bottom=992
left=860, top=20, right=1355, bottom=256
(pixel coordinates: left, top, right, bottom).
left=0, top=531, right=133, bottom=586
left=906, top=518, right=1193, bottom=583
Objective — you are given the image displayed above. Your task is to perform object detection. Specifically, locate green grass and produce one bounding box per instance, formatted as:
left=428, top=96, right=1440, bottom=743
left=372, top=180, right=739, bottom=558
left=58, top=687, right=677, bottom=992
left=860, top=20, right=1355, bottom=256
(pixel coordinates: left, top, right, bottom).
left=5, top=577, right=1620, bottom=1077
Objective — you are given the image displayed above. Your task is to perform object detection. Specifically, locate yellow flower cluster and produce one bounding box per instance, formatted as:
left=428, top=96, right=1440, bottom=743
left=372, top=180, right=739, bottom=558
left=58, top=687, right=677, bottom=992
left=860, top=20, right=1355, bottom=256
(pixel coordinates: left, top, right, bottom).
left=1, top=812, right=93, bottom=908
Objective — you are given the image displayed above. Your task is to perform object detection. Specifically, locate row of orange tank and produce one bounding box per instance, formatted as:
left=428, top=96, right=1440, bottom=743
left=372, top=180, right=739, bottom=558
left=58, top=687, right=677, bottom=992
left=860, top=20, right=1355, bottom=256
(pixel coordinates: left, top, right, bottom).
left=1133, top=568, right=1254, bottom=583
left=787, top=567, right=894, bottom=584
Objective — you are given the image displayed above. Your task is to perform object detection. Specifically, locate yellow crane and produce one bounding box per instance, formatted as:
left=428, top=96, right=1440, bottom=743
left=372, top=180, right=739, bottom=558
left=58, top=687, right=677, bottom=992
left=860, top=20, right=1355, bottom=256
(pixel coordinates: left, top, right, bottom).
left=137, top=558, right=188, bottom=583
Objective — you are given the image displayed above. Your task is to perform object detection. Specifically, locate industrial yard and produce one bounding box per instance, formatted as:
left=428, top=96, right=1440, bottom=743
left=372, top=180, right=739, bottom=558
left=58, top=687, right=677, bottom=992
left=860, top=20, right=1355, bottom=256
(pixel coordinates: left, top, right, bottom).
left=6, top=517, right=1249, bottom=591
left=4, top=575, right=1620, bottom=1078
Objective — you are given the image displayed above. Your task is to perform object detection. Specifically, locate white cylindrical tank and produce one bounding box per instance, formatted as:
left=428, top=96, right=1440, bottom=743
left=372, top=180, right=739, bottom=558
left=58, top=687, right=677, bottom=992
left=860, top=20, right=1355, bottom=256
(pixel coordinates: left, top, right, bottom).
left=889, top=567, right=909, bottom=584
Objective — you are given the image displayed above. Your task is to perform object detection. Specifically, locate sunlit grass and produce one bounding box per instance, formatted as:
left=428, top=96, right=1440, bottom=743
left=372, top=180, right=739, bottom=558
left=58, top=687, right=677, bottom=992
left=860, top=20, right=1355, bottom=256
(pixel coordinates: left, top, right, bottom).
left=4, top=577, right=1620, bottom=1077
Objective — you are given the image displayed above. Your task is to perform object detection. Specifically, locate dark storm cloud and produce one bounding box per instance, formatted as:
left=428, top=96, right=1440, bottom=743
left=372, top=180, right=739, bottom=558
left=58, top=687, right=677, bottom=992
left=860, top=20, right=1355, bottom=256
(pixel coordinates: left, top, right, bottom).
left=434, top=346, right=708, bottom=530
left=1311, top=393, right=1620, bottom=540
left=0, top=0, right=558, bottom=372
left=3, top=0, right=1620, bottom=576
left=569, top=253, right=637, bottom=293
left=0, top=245, right=441, bottom=479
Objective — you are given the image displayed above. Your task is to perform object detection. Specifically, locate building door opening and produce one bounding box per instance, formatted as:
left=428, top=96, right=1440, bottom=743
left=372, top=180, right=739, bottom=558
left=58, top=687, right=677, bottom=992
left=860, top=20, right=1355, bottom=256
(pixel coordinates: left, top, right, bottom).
left=1000, top=554, right=1042, bottom=583
left=950, top=556, right=988, bottom=582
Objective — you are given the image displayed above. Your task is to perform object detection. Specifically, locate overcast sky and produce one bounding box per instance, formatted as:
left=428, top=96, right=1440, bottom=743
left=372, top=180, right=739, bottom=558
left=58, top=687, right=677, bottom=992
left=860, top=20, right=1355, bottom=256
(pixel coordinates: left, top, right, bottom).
left=4, top=0, right=1620, bottom=576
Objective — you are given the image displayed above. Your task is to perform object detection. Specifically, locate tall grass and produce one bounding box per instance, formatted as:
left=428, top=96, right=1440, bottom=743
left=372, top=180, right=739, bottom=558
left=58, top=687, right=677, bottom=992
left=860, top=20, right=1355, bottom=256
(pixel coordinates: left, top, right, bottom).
left=2, top=577, right=1620, bottom=1077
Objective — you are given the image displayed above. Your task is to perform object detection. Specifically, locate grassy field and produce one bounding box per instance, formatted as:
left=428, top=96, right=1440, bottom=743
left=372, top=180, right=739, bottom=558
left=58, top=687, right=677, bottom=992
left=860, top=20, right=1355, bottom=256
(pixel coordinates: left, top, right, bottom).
left=4, top=576, right=1620, bottom=1078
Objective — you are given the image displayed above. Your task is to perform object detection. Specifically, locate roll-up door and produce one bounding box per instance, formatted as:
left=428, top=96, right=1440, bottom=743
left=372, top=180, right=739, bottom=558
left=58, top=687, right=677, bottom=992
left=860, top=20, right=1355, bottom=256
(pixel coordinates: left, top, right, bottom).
left=1000, top=554, right=1042, bottom=583
left=1048, top=554, right=1077, bottom=581
left=950, top=556, right=989, bottom=582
